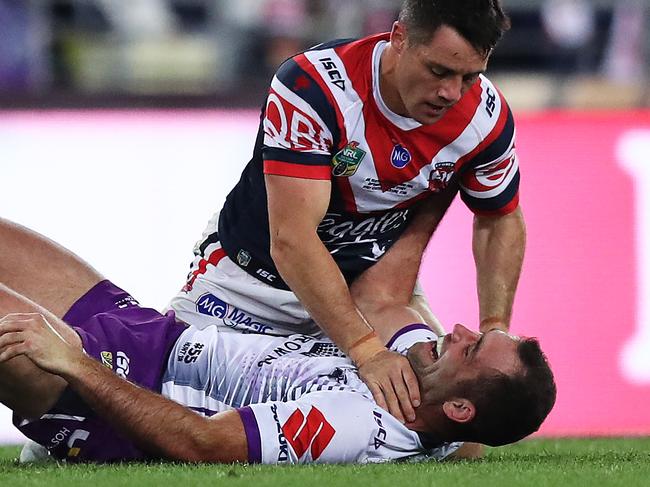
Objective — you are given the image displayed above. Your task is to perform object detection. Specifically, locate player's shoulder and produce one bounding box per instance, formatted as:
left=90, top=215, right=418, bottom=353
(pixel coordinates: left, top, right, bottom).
left=450, top=73, right=515, bottom=149
left=275, top=33, right=387, bottom=83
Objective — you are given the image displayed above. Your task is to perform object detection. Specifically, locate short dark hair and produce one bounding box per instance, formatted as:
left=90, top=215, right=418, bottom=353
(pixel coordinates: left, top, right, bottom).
left=398, top=0, right=511, bottom=56
left=454, top=338, right=557, bottom=446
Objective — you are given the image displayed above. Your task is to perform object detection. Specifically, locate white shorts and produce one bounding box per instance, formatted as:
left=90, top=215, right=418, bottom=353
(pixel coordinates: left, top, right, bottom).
left=167, top=241, right=323, bottom=337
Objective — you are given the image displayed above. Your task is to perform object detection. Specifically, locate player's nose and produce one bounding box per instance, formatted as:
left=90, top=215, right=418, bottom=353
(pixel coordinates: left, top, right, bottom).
left=451, top=323, right=480, bottom=343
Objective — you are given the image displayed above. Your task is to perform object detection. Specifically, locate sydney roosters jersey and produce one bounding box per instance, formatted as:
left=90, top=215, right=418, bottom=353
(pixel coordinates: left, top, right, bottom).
left=217, top=34, right=519, bottom=288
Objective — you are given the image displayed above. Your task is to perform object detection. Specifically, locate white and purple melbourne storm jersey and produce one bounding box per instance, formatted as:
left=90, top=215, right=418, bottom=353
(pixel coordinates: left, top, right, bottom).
left=198, top=33, right=518, bottom=291
left=161, top=325, right=460, bottom=464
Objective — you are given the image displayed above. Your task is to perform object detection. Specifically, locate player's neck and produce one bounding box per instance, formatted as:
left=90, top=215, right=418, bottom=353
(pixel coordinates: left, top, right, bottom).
left=406, top=409, right=457, bottom=443
left=378, top=44, right=408, bottom=116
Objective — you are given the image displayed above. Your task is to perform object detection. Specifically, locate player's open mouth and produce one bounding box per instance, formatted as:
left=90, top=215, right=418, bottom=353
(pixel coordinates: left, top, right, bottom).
left=425, top=103, right=447, bottom=115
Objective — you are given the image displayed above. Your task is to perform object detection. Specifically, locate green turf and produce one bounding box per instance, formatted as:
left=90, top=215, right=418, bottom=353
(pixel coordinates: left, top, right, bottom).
left=1, top=438, right=649, bottom=487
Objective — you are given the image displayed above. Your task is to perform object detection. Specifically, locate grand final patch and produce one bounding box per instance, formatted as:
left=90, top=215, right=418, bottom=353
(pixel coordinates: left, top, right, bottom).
left=332, top=142, right=366, bottom=177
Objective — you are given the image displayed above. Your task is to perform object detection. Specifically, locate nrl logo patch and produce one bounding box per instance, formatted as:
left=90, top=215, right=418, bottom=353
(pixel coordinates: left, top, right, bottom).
left=332, top=142, right=366, bottom=177
left=100, top=351, right=113, bottom=369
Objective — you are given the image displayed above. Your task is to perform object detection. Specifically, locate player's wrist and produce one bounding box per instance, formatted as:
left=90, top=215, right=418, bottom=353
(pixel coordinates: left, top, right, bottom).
left=479, top=316, right=508, bottom=332
left=347, top=331, right=386, bottom=367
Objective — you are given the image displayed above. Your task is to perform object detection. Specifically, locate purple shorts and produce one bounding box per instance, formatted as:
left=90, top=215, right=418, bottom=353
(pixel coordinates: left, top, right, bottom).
left=14, top=280, right=186, bottom=463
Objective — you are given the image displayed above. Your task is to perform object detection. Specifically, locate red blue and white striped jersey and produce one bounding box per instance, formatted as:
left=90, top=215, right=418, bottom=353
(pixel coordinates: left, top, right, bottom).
left=216, top=34, right=519, bottom=288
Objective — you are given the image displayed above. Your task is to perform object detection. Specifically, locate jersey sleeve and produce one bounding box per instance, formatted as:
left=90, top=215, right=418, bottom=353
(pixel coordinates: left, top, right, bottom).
left=262, top=57, right=340, bottom=181
left=459, top=97, right=520, bottom=216
left=236, top=391, right=377, bottom=464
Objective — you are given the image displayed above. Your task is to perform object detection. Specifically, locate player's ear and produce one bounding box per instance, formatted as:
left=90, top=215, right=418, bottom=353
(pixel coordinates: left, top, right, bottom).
left=390, top=21, right=407, bottom=54
left=442, top=398, right=475, bottom=423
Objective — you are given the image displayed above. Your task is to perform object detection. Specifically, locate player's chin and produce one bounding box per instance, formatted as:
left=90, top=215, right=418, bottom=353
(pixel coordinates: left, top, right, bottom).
left=407, top=341, right=437, bottom=370
left=413, top=106, right=446, bottom=125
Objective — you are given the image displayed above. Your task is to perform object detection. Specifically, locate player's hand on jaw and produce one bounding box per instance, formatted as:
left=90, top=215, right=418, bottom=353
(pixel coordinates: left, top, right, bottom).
left=0, top=313, right=78, bottom=374
left=350, top=334, right=420, bottom=423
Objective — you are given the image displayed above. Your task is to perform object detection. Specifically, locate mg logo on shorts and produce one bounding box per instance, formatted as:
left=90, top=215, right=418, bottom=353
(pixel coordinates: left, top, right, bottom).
left=196, top=293, right=229, bottom=319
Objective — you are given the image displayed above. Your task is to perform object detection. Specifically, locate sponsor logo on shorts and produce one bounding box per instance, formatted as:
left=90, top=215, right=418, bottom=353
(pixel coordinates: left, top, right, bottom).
left=49, top=426, right=72, bottom=448
left=114, top=351, right=130, bottom=379
left=177, top=341, right=205, bottom=364
left=196, top=293, right=274, bottom=333
left=282, top=407, right=335, bottom=461
left=372, top=411, right=387, bottom=449
left=100, top=351, right=113, bottom=369
left=67, top=429, right=90, bottom=458
left=100, top=350, right=129, bottom=377
left=197, top=293, right=229, bottom=319
left=48, top=427, right=90, bottom=458
left=332, top=142, right=366, bottom=177
left=115, top=295, right=139, bottom=309
left=390, top=144, right=412, bottom=169
left=428, top=162, right=455, bottom=192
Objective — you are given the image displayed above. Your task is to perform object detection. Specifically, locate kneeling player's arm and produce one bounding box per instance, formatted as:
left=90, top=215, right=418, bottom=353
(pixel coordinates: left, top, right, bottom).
left=63, top=354, right=248, bottom=463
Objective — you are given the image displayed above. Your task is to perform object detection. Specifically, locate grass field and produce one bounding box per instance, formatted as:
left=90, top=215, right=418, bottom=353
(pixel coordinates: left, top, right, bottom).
left=1, top=438, right=649, bottom=487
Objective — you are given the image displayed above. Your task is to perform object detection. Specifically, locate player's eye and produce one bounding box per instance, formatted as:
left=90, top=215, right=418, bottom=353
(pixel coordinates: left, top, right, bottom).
left=431, top=67, right=448, bottom=78
left=463, top=74, right=479, bottom=84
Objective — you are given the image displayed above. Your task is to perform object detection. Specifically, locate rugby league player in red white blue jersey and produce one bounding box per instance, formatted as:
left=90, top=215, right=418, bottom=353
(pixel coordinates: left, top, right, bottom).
left=169, top=0, right=526, bottom=425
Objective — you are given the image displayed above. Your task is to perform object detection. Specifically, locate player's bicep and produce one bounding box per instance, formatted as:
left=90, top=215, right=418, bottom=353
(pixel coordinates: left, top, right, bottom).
left=265, top=174, right=331, bottom=234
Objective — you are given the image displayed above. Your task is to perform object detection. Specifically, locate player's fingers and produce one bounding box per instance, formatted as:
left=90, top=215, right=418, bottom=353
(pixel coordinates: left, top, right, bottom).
left=0, top=342, right=28, bottom=363
left=0, top=331, right=25, bottom=349
left=391, top=375, right=416, bottom=423
left=381, top=381, right=405, bottom=424
left=0, top=313, right=40, bottom=324
left=366, top=381, right=388, bottom=412
left=0, top=321, right=30, bottom=336
left=402, top=365, right=421, bottom=408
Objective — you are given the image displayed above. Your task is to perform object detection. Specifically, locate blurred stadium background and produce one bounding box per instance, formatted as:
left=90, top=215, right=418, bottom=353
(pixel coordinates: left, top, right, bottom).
left=1, top=0, right=649, bottom=446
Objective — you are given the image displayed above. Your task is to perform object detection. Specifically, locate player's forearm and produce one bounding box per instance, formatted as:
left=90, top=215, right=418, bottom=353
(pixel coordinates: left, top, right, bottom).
left=271, top=231, right=380, bottom=356
left=351, top=192, right=456, bottom=307
left=472, top=206, right=526, bottom=332
left=60, top=354, right=245, bottom=462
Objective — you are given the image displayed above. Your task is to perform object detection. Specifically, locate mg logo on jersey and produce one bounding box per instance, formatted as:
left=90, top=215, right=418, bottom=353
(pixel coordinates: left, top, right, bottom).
left=428, top=162, right=455, bottom=192
left=282, top=406, right=336, bottom=461
left=332, top=142, right=366, bottom=177
left=196, top=293, right=229, bottom=319
left=390, top=144, right=412, bottom=169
